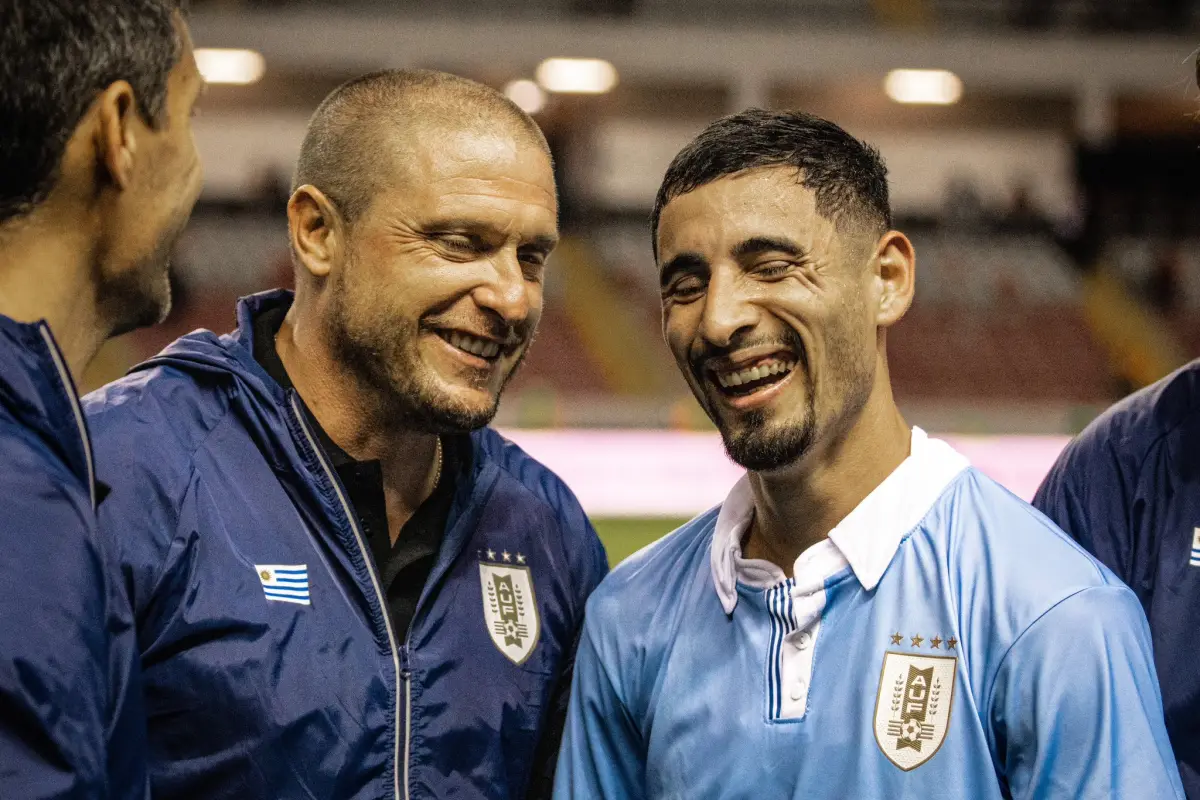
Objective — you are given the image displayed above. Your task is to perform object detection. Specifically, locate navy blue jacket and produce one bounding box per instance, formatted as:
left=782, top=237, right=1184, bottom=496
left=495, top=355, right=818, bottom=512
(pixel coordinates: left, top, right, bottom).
left=1035, top=358, right=1200, bottom=798
left=0, top=315, right=146, bottom=799
left=83, top=291, right=608, bottom=800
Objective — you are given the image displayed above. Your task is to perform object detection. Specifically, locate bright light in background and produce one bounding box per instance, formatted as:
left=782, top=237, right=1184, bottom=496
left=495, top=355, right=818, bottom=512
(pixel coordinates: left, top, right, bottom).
left=195, top=48, right=266, bottom=85
left=536, top=58, right=618, bottom=94
left=885, top=69, right=962, bottom=105
left=504, top=79, right=547, bottom=114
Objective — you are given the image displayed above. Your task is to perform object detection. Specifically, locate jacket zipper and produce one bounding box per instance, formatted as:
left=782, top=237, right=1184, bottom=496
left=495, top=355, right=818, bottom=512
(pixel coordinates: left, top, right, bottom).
left=401, top=646, right=412, bottom=799
left=38, top=325, right=95, bottom=510
left=290, top=395, right=406, bottom=800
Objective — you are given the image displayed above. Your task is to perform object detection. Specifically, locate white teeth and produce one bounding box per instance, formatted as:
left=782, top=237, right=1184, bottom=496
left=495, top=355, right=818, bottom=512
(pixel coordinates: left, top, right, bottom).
left=444, top=331, right=500, bottom=359
left=716, top=360, right=794, bottom=389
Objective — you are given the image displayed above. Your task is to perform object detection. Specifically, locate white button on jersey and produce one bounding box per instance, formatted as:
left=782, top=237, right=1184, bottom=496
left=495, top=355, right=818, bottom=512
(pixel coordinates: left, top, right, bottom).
left=771, top=538, right=850, bottom=720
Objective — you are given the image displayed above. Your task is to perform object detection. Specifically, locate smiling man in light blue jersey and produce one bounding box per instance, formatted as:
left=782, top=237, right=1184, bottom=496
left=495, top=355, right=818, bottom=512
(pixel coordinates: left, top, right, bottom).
left=553, top=109, right=1183, bottom=799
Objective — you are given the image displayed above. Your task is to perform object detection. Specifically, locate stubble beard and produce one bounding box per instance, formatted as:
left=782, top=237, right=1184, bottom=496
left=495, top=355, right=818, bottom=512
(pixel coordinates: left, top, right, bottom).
left=326, top=284, right=527, bottom=435
left=100, top=229, right=178, bottom=340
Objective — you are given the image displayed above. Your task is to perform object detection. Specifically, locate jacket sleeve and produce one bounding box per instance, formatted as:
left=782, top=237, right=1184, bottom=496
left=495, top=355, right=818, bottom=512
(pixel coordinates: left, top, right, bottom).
left=989, top=586, right=1183, bottom=799
left=552, top=610, right=645, bottom=800
left=1032, top=431, right=1142, bottom=590
left=0, top=473, right=118, bottom=799
left=86, top=399, right=193, bottom=644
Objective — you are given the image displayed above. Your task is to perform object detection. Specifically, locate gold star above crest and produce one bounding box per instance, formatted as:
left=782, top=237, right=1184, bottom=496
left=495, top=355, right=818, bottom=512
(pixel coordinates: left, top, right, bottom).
left=946, top=637, right=958, bottom=650
left=930, top=637, right=942, bottom=649
left=890, top=633, right=903, bottom=645
left=502, top=551, right=512, bottom=562
left=910, top=635, right=924, bottom=648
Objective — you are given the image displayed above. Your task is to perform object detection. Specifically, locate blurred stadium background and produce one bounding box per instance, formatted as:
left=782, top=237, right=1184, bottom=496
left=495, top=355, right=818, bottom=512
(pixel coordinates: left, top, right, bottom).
left=86, top=0, right=1200, bottom=563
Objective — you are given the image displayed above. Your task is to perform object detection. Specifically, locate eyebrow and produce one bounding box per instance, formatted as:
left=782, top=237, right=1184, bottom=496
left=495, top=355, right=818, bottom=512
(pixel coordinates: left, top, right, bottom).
left=731, top=235, right=809, bottom=260
left=659, top=251, right=708, bottom=286
left=521, top=234, right=559, bottom=254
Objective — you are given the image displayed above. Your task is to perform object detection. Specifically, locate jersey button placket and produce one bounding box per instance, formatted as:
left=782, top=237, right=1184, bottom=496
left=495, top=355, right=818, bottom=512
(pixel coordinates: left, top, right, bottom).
left=778, top=587, right=825, bottom=720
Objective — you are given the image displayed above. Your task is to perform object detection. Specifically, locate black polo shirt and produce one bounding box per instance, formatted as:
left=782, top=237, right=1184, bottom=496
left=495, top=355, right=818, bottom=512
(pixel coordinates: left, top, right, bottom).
left=253, top=305, right=468, bottom=641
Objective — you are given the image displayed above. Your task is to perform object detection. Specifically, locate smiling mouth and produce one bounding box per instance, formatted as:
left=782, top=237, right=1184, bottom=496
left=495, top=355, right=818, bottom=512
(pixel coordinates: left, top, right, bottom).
left=709, top=355, right=797, bottom=398
left=435, top=329, right=503, bottom=361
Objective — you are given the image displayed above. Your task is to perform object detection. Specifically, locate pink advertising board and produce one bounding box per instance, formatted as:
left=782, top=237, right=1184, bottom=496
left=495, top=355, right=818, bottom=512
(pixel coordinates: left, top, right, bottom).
left=499, top=429, right=1071, bottom=517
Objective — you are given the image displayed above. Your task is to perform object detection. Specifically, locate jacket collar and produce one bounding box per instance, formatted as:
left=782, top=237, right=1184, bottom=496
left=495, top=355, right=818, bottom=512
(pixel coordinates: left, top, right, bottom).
left=0, top=315, right=96, bottom=508
left=710, top=427, right=970, bottom=614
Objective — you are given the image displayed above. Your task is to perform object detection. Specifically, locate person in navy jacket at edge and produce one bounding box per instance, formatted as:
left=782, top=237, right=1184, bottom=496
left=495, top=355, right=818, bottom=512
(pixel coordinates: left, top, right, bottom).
left=83, top=69, right=608, bottom=800
left=1035, top=356, right=1200, bottom=799
left=0, top=1, right=204, bottom=797
left=1031, top=52, right=1200, bottom=800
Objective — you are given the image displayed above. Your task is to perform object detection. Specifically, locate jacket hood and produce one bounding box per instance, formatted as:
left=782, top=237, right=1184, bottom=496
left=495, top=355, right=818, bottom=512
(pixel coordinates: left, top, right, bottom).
left=133, top=288, right=294, bottom=409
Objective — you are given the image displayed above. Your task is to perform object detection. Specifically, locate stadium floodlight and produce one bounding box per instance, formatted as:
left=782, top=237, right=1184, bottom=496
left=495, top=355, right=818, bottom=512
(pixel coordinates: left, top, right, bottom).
left=884, top=69, right=962, bottom=105
left=195, top=48, right=266, bottom=85
left=535, top=58, right=618, bottom=94
left=504, top=79, right=547, bottom=114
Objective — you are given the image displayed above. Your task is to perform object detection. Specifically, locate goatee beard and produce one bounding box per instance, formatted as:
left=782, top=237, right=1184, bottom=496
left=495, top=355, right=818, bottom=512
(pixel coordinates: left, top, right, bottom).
left=719, top=399, right=816, bottom=472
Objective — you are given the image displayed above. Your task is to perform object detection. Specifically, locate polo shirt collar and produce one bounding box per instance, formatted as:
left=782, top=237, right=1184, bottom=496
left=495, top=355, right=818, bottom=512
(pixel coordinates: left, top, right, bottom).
left=710, top=427, right=970, bottom=614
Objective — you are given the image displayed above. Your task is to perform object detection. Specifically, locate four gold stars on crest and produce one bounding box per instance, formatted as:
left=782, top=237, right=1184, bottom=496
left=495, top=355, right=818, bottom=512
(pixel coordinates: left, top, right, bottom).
left=890, top=632, right=957, bottom=650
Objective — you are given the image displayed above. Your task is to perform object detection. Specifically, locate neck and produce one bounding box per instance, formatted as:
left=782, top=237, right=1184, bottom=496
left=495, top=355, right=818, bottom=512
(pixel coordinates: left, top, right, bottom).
left=275, top=303, right=441, bottom=515
left=742, top=368, right=911, bottom=575
left=0, top=212, right=105, bottom=377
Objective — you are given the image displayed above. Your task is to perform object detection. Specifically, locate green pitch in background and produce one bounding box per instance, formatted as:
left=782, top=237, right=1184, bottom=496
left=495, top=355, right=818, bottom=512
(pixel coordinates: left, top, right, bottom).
left=593, top=518, right=688, bottom=566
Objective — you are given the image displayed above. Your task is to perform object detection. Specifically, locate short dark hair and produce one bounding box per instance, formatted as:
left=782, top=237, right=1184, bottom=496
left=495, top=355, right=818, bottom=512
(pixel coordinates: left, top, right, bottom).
left=652, top=109, right=891, bottom=254
left=0, top=0, right=184, bottom=224
left=294, top=69, right=550, bottom=224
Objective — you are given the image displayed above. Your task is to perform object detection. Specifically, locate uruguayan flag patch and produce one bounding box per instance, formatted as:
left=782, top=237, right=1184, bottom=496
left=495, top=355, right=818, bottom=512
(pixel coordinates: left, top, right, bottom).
left=1191, top=529, right=1200, bottom=568
left=255, top=564, right=310, bottom=605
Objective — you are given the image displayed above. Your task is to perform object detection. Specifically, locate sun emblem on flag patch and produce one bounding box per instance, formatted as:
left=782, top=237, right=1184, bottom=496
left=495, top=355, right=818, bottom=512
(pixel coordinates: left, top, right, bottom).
left=873, top=652, right=957, bottom=770
left=479, top=556, right=540, bottom=665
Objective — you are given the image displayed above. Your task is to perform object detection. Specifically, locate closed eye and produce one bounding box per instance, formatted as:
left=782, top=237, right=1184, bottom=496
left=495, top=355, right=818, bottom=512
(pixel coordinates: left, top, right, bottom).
left=436, top=233, right=479, bottom=251
left=753, top=260, right=795, bottom=278
left=518, top=254, right=547, bottom=283
left=663, top=275, right=707, bottom=303
left=518, top=249, right=548, bottom=267
left=431, top=233, right=492, bottom=261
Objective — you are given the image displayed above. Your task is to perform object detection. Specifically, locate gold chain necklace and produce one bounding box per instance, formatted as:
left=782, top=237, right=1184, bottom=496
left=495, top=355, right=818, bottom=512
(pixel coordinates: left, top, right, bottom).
left=431, top=436, right=443, bottom=489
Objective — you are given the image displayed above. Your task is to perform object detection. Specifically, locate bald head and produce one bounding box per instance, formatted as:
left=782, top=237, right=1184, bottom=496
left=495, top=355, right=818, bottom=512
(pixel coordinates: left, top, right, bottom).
left=294, top=69, right=551, bottom=223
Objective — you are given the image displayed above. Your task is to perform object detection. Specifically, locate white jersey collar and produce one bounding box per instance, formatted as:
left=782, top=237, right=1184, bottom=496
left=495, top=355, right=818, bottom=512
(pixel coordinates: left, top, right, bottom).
left=710, top=427, right=970, bottom=614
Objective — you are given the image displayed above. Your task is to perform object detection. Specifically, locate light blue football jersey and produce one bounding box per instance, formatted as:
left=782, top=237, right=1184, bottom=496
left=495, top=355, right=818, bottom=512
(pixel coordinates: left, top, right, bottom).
left=554, top=429, right=1184, bottom=799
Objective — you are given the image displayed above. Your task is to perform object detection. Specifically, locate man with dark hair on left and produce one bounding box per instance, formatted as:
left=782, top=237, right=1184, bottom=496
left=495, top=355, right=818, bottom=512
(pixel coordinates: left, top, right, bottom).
left=0, top=2, right=204, bottom=797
